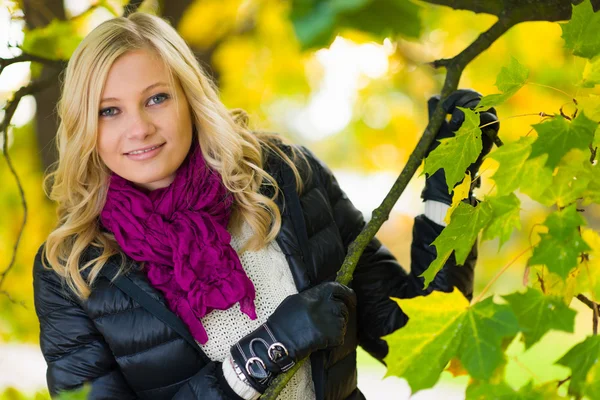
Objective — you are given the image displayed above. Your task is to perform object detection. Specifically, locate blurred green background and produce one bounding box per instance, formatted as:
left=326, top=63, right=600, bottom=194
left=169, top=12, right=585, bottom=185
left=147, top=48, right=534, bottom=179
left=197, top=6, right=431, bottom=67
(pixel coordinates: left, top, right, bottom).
left=1, top=0, right=599, bottom=398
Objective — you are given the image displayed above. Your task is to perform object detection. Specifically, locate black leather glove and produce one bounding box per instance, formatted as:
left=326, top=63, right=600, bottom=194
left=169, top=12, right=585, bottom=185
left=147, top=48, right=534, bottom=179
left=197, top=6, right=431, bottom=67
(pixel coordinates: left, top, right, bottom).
left=229, top=281, right=356, bottom=393
left=421, top=89, right=499, bottom=205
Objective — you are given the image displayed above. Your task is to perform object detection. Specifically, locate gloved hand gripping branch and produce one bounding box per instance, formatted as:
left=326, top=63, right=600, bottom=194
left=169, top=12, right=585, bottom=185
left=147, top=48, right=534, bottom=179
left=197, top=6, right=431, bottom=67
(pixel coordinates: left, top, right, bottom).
left=229, top=281, right=356, bottom=393
left=421, top=89, right=500, bottom=206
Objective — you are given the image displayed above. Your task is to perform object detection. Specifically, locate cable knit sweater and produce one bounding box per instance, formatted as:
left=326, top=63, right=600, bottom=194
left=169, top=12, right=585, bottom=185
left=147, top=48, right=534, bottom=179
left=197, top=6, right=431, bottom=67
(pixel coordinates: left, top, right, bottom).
left=196, top=220, right=316, bottom=400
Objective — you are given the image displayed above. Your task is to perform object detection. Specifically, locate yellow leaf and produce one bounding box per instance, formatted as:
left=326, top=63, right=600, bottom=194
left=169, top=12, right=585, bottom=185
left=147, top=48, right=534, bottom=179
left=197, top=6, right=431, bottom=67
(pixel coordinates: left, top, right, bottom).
left=577, top=94, right=600, bottom=121
left=444, top=172, right=471, bottom=225
left=528, top=265, right=579, bottom=305
left=178, top=0, right=243, bottom=49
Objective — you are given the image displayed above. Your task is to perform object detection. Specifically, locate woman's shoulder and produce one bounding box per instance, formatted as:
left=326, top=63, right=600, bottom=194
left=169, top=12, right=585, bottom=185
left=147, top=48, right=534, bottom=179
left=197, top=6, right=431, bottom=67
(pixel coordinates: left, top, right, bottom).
left=32, top=241, right=119, bottom=289
left=32, top=242, right=82, bottom=314
left=256, top=132, right=319, bottom=176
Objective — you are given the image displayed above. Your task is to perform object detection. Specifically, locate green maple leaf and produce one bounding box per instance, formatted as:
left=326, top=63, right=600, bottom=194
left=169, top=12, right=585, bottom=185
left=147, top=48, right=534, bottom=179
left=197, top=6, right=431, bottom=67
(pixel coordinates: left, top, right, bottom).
left=476, top=92, right=512, bottom=111
left=466, top=382, right=515, bottom=400
left=585, top=173, right=600, bottom=205
left=527, top=204, right=591, bottom=279
left=338, top=0, right=422, bottom=41
left=561, top=0, right=600, bottom=59
left=290, top=0, right=421, bottom=49
left=518, top=154, right=554, bottom=204
left=539, top=148, right=598, bottom=207
left=422, top=107, right=482, bottom=194
left=556, top=335, right=600, bottom=396
left=476, top=57, right=529, bottom=111
left=467, top=381, right=565, bottom=400
left=580, top=55, right=600, bottom=87
left=21, top=19, right=82, bottom=60
left=578, top=94, right=600, bottom=120
left=384, top=290, right=467, bottom=391
left=421, top=201, right=493, bottom=288
left=584, top=362, right=600, bottom=400
left=458, top=297, right=519, bottom=380
left=55, top=384, right=91, bottom=400
left=487, top=136, right=535, bottom=196
left=529, top=112, right=597, bottom=169
left=482, top=193, right=521, bottom=251
left=504, top=288, right=576, bottom=349
left=496, top=56, right=530, bottom=93
left=384, top=290, right=518, bottom=392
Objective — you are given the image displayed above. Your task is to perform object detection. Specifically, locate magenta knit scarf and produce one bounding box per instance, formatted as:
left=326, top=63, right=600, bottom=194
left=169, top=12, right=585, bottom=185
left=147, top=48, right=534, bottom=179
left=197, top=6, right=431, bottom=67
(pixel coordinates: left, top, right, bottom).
left=100, top=140, right=257, bottom=344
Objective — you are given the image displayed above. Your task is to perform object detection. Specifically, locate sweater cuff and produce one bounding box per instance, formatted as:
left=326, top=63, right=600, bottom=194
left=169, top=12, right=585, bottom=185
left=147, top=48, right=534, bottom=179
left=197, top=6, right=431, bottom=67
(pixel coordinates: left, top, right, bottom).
left=424, top=200, right=450, bottom=227
left=222, top=355, right=261, bottom=400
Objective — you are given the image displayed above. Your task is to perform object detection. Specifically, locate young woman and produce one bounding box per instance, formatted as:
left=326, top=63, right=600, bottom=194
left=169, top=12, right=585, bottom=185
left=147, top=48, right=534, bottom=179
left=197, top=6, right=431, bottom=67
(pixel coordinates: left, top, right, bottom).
left=32, top=12, right=498, bottom=400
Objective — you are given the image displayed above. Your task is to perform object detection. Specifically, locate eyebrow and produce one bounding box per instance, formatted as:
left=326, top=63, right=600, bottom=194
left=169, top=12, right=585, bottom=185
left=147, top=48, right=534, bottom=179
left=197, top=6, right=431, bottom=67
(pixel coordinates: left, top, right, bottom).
left=100, top=82, right=170, bottom=104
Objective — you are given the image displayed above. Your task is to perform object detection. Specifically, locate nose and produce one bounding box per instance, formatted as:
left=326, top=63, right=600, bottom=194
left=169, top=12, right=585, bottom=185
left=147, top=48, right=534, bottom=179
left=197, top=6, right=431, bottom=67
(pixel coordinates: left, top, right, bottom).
left=126, top=109, right=156, bottom=140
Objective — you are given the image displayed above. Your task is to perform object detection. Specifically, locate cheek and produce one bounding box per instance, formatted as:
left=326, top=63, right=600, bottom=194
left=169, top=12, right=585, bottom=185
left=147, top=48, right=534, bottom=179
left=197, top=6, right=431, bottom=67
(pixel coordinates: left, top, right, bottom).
left=96, top=127, right=120, bottom=165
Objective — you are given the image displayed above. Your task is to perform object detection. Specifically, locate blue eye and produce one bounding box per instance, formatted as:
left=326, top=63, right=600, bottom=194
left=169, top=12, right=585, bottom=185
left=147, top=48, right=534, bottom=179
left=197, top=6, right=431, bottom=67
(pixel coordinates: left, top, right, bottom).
left=148, top=93, right=170, bottom=106
left=98, top=93, right=170, bottom=118
left=99, top=107, right=118, bottom=117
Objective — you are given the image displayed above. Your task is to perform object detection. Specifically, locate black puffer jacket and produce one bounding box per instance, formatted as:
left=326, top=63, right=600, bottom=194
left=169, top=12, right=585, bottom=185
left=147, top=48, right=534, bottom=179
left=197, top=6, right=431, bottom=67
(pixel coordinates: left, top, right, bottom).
left=33, top=143, right=477, bottom=399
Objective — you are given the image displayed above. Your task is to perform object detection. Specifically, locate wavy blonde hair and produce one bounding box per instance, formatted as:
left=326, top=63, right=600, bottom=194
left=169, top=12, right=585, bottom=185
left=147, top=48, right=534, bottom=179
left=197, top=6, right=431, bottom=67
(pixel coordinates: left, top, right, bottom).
left=42, top=12, right=312, bottom=300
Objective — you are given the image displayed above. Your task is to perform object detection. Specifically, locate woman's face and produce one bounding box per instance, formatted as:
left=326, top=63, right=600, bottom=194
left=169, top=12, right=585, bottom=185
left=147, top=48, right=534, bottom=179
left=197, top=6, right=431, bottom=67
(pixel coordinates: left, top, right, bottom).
left=97, top=48, right=193, bottom=191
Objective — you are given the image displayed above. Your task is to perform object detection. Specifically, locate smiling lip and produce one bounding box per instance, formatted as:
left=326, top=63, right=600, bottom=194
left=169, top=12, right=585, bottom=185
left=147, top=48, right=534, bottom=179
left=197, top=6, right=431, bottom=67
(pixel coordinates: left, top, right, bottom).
left=124, top=143, right=166, bottom=155
left=124, top=142, right=166, bottom=161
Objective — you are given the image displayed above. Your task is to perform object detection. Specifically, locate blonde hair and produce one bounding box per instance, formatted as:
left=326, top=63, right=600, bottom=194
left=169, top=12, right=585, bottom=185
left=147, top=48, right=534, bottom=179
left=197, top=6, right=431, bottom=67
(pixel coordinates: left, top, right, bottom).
left=42, top=12, right=311, bottom=300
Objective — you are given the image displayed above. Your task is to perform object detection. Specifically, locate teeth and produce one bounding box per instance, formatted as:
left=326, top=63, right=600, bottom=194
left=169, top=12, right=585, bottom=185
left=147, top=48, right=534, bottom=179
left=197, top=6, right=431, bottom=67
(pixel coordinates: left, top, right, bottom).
left=128, top=144, right=161, bottom=155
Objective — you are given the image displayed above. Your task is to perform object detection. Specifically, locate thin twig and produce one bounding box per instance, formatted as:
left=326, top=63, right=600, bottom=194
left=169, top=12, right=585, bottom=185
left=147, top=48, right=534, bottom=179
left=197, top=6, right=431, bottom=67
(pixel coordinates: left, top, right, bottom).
left=576, top=293, right=598, bottom=310
left=0, top=290, right=27, bottom=309
left=526, top=82, right=576, bottom=102
left=0, top=73, right=58, bottom=295
left=472, top=246, right=533, bottom=304
left=583, top=259, right=599, bottom=335
left=576, top=293, right=599, bottom=335
left=557, top=375, right=571, bottom=388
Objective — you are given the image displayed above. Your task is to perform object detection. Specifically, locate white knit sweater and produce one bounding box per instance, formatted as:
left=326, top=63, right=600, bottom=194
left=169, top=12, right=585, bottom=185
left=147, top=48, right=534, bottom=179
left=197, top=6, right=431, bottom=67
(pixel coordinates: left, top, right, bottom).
left=195, top=220, right=316, bottom=400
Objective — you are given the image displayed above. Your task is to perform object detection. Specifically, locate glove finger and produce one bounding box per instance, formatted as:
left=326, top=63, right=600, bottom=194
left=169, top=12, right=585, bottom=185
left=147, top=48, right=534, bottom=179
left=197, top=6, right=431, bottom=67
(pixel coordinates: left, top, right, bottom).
left=442, top=89, right=482, bottom=113
left=482, top=105, right=498, bottom=117
left=479, top=110, right=499, bottom=133
left=330, top=283, right=357, bottom=310
left=332, top=302, right=349, bottom=322
left=448, top=107, right=466, bottom=132
left=427, top=95, right=441, bottom=120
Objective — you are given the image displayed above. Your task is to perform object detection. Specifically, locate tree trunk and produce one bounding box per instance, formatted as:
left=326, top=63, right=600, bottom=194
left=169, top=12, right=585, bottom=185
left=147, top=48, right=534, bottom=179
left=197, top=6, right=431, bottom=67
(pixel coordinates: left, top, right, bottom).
left=23, top=0, right=66, bottom=172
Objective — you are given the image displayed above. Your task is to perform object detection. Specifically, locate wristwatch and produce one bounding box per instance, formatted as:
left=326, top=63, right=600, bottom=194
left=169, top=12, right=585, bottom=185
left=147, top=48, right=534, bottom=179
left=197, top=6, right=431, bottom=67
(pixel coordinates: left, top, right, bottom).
left=230, top=355, right=252, bottom=387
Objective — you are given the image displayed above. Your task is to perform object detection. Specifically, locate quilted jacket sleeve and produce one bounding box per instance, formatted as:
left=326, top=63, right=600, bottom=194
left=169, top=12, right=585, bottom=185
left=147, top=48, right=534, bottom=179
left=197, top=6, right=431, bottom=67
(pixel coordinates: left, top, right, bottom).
left=296, top=146, right=478, bottom=362
left=171, top=362, right=244, bottom=400
left=33, top=244, right=138, bottom=399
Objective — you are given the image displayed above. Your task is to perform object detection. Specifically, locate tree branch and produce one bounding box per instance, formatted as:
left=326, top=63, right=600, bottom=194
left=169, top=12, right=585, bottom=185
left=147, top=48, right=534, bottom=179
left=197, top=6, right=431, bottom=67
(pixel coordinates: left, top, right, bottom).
left=261, top=17, right=515, bottom=400
left=124, top=0, right=145, bottom=17
left=419, top=0, right=600, bottom=22
left=0, top=52, right=65, bottom=74
left=576, top=293, right=599, bottom=334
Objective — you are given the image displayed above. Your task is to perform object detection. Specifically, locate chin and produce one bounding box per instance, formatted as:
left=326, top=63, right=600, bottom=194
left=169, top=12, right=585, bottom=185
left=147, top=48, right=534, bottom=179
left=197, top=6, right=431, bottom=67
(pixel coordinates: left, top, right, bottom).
left=133, top=171, right=176, bottom=190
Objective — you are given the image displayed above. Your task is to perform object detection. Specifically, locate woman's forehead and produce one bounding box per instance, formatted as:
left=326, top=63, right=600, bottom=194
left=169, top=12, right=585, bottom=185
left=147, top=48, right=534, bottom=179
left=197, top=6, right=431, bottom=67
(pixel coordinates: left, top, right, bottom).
left=101, top=50, right=173, bottom=100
